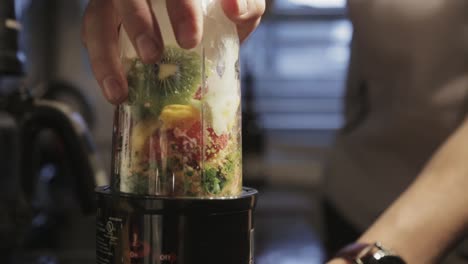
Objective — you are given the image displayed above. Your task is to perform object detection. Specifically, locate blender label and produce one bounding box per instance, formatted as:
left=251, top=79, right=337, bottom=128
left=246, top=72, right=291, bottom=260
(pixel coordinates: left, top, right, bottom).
left=160, top=253, right=178, bottom=263
left=128, top=233, right=151, bottom=259
left=97, top=214, right=124, bottom=264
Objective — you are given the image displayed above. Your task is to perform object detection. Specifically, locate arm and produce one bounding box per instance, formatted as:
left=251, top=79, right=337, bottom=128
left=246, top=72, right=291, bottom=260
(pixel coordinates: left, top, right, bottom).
left=329, top=116, right=468, bottom=264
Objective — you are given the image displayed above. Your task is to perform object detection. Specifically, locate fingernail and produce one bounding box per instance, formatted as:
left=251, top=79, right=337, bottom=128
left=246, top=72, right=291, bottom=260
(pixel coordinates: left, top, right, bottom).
left=103, top=77, right=125, bottom=104
left=238, top=0, right=248, bottom=15
left=177, top=21, right=199, bottom=49
left=136, top=34, right=160, bottom=62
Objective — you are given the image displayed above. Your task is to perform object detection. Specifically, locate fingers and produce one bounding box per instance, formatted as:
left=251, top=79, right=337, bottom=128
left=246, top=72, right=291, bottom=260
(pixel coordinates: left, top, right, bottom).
left=221, top=0, right=266, bottom=43
left=82, top=0, right=128, bottom=104
left=82, top=0, right=261, bottom=105
left=113, top=0, right=163, bottom=63
left=166, top=0, right=204, bottom=49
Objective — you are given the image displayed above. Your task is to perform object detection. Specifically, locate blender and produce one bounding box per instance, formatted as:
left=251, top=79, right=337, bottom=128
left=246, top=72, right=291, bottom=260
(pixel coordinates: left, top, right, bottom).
left=96, top=1, right=258, bottom=263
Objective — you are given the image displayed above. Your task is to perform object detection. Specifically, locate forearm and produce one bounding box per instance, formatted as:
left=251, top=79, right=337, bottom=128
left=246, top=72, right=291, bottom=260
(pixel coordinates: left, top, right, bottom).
left=331, top=117, right=468, bottom=264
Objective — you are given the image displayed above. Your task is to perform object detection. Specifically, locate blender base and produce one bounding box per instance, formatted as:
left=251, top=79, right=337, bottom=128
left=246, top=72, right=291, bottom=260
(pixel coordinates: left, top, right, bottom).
left=96, top=186, right=257, bottom=264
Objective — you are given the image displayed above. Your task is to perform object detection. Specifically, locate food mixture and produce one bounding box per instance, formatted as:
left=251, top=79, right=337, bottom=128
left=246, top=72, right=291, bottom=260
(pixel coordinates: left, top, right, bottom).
left=113, top=45, right=242, bottom=197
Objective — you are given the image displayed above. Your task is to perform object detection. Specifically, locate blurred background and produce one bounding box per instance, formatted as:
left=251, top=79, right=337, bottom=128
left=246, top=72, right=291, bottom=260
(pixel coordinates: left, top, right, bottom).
left=1, top=0, right=352, bottom=263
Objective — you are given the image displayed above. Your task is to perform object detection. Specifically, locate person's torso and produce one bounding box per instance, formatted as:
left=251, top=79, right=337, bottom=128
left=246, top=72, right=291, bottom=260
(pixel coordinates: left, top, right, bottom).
left=326, top=0, right=468, bottom=231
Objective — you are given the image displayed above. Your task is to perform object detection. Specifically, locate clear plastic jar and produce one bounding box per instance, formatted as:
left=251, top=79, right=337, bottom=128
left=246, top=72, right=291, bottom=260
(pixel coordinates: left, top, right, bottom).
left=111, top=0, right=242, bottom=197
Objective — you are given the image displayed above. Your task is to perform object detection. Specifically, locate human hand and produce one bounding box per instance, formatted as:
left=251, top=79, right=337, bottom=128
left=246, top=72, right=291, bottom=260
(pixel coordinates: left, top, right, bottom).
left=81, top=0, right=265, bottom=104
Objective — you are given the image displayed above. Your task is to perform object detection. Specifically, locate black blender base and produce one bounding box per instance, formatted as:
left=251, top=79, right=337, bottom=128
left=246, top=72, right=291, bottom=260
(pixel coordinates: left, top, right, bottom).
left=96, top=187, right=257, bottom=264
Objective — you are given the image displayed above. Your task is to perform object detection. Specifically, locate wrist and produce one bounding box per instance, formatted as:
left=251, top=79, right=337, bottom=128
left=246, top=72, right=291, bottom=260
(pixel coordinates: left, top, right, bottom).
left=334, top=241, right=407, bottom=264
left=327, top=258, right=352, bottom=264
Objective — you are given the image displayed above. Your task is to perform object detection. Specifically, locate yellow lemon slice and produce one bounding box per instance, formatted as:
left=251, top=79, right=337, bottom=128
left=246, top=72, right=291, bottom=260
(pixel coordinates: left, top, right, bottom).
left=160, top=104, right=201, bottom=130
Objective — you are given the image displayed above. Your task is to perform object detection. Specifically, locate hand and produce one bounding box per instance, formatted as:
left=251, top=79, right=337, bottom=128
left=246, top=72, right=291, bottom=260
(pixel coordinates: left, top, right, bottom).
left=81, top=0, right=265, bottom=104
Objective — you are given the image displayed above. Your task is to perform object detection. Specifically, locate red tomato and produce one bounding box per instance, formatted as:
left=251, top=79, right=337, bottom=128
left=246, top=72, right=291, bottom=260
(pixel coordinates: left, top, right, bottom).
left=205, top=128, right=229, bottom=160
left=143, top=121, right=229, bottom=167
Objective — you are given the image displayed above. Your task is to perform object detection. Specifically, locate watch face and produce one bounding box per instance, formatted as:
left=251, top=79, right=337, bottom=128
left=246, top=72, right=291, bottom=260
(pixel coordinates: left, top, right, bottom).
left=379, top=256, right=406, bottom=264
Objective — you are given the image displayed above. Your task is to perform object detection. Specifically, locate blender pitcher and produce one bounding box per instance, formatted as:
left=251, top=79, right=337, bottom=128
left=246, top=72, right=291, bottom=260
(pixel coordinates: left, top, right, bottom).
left=112, top=0, right=242, bottom=198
left=97, top=2, right=257, bottom=264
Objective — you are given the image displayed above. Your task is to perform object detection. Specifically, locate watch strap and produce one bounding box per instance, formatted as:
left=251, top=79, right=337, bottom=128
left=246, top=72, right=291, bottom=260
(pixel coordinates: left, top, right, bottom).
left=335, top=242, right=372, bottom=263
left=334, top=242, right=406, bottom=264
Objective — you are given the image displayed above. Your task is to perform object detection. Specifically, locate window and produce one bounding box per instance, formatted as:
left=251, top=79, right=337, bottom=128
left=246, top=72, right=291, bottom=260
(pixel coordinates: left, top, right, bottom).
left=242, top=0, right=352, bottom=131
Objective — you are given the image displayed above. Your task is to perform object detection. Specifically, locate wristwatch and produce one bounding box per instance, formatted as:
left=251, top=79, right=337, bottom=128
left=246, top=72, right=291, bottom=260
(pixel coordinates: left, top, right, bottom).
left=336, top=242, right=407, bottom=264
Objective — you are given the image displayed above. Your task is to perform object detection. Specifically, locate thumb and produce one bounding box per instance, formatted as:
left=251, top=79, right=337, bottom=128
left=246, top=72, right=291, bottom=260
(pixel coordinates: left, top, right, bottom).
left=221, top=0, right=266, bottom=43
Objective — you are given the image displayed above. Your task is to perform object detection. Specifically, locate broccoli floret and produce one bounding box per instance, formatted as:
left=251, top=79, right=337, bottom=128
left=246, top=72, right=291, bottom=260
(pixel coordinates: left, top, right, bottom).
left=202, top=166, right=226, bottom=194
